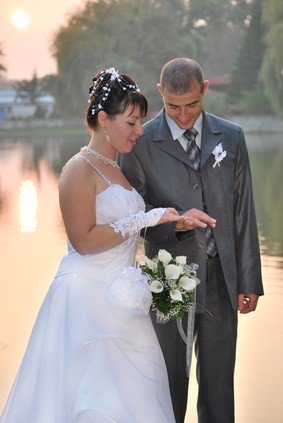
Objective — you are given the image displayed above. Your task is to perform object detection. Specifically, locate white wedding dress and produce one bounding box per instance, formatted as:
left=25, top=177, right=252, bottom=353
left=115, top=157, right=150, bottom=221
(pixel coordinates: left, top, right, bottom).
left=0, top=158, right=175, bottom=423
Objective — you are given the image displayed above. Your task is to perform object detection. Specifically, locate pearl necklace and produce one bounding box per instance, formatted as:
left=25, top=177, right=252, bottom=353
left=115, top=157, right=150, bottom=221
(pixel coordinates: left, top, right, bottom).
left=81, top=146, right=120, bottom=169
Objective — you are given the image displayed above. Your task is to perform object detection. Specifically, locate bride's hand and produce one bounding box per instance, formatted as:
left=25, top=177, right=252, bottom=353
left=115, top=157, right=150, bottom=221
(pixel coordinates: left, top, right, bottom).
left=157, top=208, right=181, bottom=225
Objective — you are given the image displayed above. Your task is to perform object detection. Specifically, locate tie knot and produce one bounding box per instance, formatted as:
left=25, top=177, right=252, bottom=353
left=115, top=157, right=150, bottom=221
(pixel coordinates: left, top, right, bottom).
left=184, top=127, right=198, bottom=142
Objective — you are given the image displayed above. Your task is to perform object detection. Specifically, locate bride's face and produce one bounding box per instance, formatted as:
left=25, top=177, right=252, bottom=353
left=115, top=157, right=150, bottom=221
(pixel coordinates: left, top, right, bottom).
left=106, top=106, right=144, bottom=153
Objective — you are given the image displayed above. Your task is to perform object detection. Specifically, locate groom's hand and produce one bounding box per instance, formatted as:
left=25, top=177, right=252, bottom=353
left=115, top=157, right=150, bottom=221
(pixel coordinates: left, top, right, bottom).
left=238, top=294, right=259, bottom=313
left=176, top=208, right=217, bottom=231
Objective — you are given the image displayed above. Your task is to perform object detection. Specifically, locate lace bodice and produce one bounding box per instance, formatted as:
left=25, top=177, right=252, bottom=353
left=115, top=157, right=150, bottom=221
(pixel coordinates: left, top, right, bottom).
left=58, top=156, right=164, bottom=283
left=66, top=183, right=145, bottom=265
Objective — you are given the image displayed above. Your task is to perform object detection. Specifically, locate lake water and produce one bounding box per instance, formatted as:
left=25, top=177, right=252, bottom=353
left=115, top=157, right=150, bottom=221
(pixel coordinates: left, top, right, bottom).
left=0, top=131, right=282, bottom=422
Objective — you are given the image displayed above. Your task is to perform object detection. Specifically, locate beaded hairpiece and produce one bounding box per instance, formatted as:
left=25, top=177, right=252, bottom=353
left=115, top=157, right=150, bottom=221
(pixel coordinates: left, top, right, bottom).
left=88, top=67, right=140, bottom=115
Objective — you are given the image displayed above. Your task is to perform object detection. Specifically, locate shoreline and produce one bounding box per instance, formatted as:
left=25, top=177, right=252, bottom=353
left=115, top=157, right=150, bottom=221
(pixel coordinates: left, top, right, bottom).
left=226, top=115, right=283, bottom=134
left=0, top=115, right=283, bottom=138
left=0, top=119, right=87, bottom=138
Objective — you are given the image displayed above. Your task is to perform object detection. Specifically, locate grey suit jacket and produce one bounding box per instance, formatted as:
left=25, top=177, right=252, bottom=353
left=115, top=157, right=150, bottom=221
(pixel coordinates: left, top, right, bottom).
left=120, top=109, right=264, bottom=310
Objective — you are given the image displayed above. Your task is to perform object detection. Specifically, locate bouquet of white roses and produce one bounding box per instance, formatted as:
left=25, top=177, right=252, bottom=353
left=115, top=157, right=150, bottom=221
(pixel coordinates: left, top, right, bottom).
left=139, top=249, right=200, bottom=322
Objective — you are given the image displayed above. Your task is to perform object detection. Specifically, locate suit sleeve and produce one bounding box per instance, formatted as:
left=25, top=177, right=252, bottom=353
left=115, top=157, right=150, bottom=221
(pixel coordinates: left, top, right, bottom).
left=120, top=149, right=196, bottom=244
left=234, top=129, right=264, bottom=295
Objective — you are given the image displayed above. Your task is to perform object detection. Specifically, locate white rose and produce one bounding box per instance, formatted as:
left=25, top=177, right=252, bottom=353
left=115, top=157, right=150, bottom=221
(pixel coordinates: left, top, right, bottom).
left=158, top=249, right=172, bottom=266
left=149, top=280, right=164, bottom=293
left=179, top=276, right=197, bottom=292
left=170, top=289, right=183, bottom=302
left=165, top=264, right=183, bottom=280
left=175, top=256, right=187, bottom=265
left=144, top=257, right=157, bottom=272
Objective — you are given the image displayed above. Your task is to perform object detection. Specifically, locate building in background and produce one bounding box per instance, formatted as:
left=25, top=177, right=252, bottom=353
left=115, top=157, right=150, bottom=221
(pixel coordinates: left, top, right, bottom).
left=0, top=91, right=55, bottom=121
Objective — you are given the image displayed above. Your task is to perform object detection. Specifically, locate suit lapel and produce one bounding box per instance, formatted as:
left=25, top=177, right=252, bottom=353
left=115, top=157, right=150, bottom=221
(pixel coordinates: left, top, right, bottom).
left=200, top=112, right=222, bottom=168
left=152, top=110, right=223, bottom=170
left=153, top=110, right=197, bottom=171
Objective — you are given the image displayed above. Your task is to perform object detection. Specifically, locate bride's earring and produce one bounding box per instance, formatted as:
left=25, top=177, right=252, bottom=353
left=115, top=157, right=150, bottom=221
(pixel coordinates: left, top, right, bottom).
left=104, top=129, right=111, bottom=143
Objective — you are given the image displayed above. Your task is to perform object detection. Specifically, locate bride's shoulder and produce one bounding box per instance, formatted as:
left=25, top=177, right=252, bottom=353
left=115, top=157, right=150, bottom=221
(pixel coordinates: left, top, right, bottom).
left=59, top=154, right=96, bottom=188
left=61, top=154, right=94, bottom=176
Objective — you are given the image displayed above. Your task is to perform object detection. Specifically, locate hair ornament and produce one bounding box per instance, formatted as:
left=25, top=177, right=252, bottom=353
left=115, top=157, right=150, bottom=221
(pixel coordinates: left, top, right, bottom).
left=89, top=67, right=140, bottom=114
left=107, top=67, right=120, bottom=81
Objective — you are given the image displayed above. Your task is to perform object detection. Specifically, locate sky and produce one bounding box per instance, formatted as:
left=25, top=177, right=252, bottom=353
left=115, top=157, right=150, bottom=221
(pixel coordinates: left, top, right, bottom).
left=0, top=0, right=85, bottom=80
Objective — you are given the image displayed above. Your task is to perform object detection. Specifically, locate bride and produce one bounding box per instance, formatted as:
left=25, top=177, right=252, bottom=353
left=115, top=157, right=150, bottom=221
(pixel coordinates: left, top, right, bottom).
left=0, top=68, right=183, bottom=422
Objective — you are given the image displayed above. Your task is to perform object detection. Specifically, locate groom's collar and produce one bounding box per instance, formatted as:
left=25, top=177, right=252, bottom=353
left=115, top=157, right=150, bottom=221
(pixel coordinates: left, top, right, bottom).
left=164, top=112, right=203, bottom=141
left=150, top=109, right=223, bottom=169
left=165, top=113, right=183, bottom=140
left=152, top=109, right=221, bottom=142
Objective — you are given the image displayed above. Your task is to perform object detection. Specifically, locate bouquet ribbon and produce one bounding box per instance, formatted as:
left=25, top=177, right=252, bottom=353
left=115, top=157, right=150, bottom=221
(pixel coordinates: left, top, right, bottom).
left=176, top=289, right=196, bottom=377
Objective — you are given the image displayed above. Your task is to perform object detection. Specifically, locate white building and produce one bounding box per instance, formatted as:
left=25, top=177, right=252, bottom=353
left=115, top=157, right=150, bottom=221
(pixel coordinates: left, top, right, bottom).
left=0, top=91, right=55, bottom=120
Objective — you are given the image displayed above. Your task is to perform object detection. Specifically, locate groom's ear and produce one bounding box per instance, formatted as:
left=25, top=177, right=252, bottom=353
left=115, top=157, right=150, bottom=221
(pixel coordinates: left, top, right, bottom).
left=202, top=80, right=209, bottom=95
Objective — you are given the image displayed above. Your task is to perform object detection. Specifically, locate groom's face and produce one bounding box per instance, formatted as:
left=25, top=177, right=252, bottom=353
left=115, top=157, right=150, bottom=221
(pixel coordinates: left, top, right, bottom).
left=158, top=79, right=208, bottom=130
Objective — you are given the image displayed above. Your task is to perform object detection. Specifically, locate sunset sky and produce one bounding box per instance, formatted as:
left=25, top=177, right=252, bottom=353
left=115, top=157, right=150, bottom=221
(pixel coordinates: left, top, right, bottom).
left=0, top=0, right=84, bottom=80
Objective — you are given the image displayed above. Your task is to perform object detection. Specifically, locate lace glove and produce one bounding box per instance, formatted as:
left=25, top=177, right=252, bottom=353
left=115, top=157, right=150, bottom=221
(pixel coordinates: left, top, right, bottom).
left=109, top=208, right=166, bottom=238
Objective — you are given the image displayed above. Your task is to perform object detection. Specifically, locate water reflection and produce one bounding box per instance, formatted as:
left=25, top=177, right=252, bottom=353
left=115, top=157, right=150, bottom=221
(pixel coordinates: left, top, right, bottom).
left=1, top=133, right=282, bottom=256
left=247, top=134, right=283, bottom=258
left=18, top=180, right=38, bottom=233
left=0, top=132, right=282, bottom=422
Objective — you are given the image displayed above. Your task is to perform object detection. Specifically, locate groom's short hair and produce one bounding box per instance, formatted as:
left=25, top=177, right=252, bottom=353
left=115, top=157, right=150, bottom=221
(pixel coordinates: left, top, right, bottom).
left=160, top=58, right=204, bottom=93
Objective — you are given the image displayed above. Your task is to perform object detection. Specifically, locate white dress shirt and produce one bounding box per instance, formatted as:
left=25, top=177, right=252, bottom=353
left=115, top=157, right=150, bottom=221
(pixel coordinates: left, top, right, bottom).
left=165, top=112, right=203, bottom=150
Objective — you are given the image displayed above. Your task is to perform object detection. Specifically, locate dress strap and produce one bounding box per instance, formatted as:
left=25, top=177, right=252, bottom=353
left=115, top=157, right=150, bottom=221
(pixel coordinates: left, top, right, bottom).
left=74, top=156, right=112, bottom=186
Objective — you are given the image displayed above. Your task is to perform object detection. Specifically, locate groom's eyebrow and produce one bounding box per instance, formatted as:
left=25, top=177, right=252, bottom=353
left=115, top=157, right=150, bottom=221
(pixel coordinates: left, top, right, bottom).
left=186, top=100, right=198, bottom=106
left=168, top=100, right=199, bottom=107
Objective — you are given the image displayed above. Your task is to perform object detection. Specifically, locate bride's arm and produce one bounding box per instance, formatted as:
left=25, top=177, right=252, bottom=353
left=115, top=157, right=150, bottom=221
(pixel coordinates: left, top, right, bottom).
left=59, top=158, right=180, bottom=255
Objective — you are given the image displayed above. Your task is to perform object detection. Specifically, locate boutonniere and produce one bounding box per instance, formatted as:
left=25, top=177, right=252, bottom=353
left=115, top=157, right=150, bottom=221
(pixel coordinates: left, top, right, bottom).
left=212, top=143, right=227, bottom=168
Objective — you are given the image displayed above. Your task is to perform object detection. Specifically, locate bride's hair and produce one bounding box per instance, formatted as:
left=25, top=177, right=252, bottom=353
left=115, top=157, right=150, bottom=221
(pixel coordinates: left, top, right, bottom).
left=87, top=68, right=148, bottom=129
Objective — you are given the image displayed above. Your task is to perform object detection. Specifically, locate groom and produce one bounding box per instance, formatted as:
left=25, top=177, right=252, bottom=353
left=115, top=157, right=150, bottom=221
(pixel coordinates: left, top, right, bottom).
left=121, top=58, right=264, bottom=423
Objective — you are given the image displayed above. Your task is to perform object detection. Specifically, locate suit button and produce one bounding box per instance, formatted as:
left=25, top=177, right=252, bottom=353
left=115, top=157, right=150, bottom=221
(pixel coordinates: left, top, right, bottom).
left=193, top=183, right=198, bottom=189
left=198, top=243, right=204, bottom=249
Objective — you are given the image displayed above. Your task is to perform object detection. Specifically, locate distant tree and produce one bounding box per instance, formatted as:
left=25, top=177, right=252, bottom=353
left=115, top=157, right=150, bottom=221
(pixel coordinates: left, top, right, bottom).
left=239, top=86, right=270, bottom=114
left=52, top=0, right=194, bottom=116
left=52, top=0, right=265, bottom=116
left=40, top=74, right=57, bottom=97
left=186, top=0, right=252, bottom=28
left=261, top=0, right=283, bottom=115
left=14, top=71, right=42, bottom=104
left=228, top=0, right=266, bottom=100
left=183, top=0, right=253, bottom=75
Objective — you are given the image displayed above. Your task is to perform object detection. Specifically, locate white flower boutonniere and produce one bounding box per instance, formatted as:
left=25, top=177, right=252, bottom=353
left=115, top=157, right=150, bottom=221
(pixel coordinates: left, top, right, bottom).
left=212, top=143, right=227, bottom=168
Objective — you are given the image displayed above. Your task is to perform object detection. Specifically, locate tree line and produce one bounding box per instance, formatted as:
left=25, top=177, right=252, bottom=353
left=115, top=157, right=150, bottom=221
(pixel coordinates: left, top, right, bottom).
left=51, top=0, right=255, bottom=116
left=1, top=0, right=282, bottom=117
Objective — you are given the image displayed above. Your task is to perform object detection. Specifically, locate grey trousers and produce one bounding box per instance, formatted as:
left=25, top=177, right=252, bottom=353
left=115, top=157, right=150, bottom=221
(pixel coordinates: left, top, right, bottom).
left=151, top=257, right=238, bottom=423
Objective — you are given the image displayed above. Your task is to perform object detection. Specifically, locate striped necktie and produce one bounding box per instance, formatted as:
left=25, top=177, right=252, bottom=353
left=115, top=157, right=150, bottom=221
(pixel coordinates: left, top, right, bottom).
left=184, top=128, right=218, bottom=257
left=184, top=128, right=200, bottom=170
